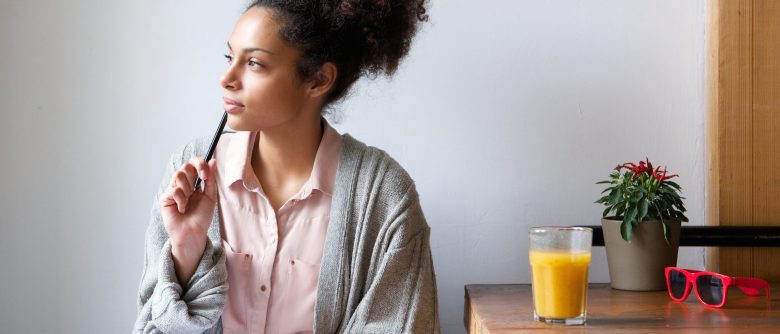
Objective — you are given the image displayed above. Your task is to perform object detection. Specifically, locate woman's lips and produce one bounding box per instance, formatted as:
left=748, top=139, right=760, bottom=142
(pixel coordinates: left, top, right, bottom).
left=223, top=97, right=245, bottom=113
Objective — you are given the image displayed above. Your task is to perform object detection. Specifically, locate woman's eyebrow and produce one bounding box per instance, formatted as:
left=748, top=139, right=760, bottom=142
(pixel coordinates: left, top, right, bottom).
left=227, top=41, right=275, bottom=55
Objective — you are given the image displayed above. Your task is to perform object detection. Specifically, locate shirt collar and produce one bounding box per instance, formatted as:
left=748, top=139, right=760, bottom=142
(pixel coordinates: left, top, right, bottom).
left=223, top=131, right=261, bottom=192
left=305, top=119, right=342, bottom=196
left=222, top=119, right=343, bottom=197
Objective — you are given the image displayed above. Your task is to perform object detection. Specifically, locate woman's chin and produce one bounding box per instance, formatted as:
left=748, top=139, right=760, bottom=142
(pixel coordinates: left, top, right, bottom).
left=226, top=115, right=249, bottom=131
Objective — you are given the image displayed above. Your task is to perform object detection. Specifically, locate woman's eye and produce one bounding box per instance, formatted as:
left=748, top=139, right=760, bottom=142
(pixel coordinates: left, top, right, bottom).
left=248, top=60, right=263, bottom=68
left=223, top=54, right=233, bottom=64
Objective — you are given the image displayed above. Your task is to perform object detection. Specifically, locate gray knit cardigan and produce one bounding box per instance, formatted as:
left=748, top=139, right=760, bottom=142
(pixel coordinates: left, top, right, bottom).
left=134, top=133, right=440, bottom=333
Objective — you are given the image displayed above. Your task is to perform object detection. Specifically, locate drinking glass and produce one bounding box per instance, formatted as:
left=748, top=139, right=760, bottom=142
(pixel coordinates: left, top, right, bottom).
left=528, top=227, right=593, bottom=325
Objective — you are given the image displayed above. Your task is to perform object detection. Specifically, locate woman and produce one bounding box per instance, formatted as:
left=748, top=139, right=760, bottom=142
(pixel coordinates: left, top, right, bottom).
left=134, top=1, right=438, bottom=333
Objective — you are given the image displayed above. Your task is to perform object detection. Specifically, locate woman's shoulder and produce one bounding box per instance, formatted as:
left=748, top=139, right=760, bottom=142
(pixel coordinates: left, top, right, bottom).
left=338, top=134, right=429, bottom=243
left=340, top=134, right=417, bottom=199
left=169, top=130, right=238, bottom=167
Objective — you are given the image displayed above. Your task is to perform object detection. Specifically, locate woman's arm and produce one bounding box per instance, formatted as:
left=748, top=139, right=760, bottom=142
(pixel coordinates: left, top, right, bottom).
left=342, top=187, right=440, bottom=334
left=133, top=145, right=228, bottom=334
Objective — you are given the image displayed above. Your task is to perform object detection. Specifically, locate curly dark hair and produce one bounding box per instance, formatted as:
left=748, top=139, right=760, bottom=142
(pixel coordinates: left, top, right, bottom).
left=245, top=0, right=429, bottom=108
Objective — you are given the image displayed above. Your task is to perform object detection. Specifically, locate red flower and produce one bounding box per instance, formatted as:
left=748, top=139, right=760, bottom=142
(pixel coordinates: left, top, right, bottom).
left=618, top=158, right=678, bottom=183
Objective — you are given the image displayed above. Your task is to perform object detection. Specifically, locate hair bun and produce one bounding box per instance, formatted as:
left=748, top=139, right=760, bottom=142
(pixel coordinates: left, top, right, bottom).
left=247, top=0, right=429, bottom=105
left=334, top=0, right=428, bottom=76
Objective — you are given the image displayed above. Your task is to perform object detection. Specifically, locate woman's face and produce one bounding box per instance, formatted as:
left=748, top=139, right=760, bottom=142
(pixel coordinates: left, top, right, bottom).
left=219, top=6, right=313, bottom=132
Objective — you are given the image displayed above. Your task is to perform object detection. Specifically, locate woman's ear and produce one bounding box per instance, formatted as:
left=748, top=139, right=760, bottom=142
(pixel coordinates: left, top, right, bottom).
left=307, top=62, right=337, bottom=99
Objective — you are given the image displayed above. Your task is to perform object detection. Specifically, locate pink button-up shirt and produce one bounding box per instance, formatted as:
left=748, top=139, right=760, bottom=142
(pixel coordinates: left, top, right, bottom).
left=213, top=121, right=343, bottom=334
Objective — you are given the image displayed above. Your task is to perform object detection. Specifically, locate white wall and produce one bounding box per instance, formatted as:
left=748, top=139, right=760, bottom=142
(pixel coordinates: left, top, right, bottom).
left=0, top=0, right=706, bottom=333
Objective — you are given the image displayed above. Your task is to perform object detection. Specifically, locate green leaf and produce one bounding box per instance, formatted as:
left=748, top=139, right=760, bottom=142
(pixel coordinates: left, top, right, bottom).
left=596, top=180, right=613, bottom=185
left=610, top=189, right=622, bottom=203
left=657, top=197, right=671, bottom=210
left=665, top=193, right=683, bottom=205
left=638, top=199, right=649, bottom=222
left=662, top=221, right=671, bottom=245
left=615, top=203, right=626, bottom=218
left=620, top=220, right=633, bottom=242
left=624, top=205, right=638, bottom=226
left=628, top=206, right=638, bottom=223
left=666, top=181, right=682, bottom=190
left=633, top=192, right=644, bottom=203
left=602, top=206, right=613, bottom=218
left=653, top=203, right=666, bottom=224
left=596, top=195, right=610, bottom=204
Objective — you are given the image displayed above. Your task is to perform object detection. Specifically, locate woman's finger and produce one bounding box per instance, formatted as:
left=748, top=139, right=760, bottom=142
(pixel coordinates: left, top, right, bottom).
left=181, top=161, right=199, bottom=187
left=160, top=187, right=187, bottom=213
left=193, top=157, right=209, bottom=181
left=203, top=159, right=218, bottom=199
left=160, top=187, right=177, bottom=207
left=173, top=170, right=194, bottom=198
left=171, top=187, right=188, bottom=213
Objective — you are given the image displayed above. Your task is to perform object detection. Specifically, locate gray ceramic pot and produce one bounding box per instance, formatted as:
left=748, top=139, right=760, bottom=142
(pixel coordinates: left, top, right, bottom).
left=601, top=218, right=681, bottom=291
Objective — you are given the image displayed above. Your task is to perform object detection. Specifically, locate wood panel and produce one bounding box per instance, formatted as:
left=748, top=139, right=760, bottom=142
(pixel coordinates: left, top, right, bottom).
left=713, top=0, right=780, bottom=280
left=751, top=0, right=780, bottom=280
left=716, top=0, right=754, bottom=277
left=706, top=0, right=721, bottom=274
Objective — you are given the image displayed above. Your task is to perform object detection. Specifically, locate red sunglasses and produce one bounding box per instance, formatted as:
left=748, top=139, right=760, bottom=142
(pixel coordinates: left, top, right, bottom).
left=665, top=267, right=771, bottom=308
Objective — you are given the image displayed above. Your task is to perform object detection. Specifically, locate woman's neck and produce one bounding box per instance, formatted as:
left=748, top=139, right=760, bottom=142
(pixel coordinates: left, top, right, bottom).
left=251, top=115, right=323, bottom=197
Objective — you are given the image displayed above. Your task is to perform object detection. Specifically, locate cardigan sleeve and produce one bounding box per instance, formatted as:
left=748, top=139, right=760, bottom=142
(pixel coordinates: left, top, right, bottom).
left=133, top=144, right=228, bottom=334
left=342, top=186, right=441, bottom=334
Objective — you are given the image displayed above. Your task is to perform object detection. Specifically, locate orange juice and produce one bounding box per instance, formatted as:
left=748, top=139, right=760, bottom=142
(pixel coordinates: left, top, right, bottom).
left=529, top=250, right=591, bottom=319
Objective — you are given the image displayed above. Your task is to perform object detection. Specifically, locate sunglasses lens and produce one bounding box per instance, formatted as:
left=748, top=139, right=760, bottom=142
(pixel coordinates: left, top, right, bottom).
left=696, top=275, right=725, bottom=305
left=668, top=269, right=688, bottom=299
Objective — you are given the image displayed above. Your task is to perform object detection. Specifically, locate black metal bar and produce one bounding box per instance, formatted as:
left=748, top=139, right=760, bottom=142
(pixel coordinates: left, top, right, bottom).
left=575, top=225, right=780, bottom=247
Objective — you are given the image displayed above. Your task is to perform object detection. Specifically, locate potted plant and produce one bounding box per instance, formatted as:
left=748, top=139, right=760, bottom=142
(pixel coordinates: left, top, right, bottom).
left=595, top=158, right=688, bottom=291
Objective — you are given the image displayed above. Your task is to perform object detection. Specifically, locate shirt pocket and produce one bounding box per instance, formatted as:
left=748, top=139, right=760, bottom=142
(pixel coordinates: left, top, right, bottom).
left=221, top=239, right=252, bottom=333
left=280, top=256, right=321, bottom=334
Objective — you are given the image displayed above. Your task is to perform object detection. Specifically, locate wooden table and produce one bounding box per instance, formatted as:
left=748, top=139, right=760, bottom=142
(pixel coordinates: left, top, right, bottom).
left=465, top=283, right=780, bottom=333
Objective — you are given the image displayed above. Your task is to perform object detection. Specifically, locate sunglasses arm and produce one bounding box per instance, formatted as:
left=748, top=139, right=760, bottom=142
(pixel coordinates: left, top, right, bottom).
left=733, top=277, right=771, bottom=299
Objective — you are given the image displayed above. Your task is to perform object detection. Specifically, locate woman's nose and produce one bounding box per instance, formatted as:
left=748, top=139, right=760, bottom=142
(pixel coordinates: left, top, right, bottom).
left=219, top=69, right=240, bottom=90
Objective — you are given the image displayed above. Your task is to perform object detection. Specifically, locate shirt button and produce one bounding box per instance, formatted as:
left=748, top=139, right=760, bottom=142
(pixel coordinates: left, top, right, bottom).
left=291, top=260, right=295, bottom=265
left=260, top=285, right=267, bottom=292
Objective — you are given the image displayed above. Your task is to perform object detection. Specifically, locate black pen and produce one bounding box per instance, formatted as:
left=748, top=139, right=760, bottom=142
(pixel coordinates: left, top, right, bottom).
left=193, top=111, right=228, bottom=191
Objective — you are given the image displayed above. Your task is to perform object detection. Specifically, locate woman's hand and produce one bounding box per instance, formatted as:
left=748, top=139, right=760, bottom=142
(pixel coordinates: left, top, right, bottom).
left=159, top=157, right=218, bottom=285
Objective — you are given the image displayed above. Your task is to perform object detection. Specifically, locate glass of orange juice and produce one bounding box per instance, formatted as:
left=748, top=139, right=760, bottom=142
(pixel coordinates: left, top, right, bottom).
left=529, top=227, right=592, bottom=325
